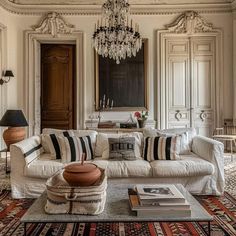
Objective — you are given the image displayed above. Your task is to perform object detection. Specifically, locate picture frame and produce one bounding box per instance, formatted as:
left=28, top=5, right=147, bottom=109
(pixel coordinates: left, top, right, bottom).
left=94, top=39, right=149, bottom=111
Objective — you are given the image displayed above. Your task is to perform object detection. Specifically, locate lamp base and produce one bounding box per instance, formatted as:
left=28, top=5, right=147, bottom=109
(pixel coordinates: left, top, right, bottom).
left=3, top=127, right=26, bottom=151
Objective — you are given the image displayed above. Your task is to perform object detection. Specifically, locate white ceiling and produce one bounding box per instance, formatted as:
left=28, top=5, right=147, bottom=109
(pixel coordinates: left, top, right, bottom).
left=8, top=0, right=234, bottom=5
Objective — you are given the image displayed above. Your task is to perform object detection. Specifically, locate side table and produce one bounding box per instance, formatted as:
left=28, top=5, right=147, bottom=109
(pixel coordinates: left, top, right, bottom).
left=213, top=135, right=236, bottom=162
left=0, top=148, right=10, bottom=174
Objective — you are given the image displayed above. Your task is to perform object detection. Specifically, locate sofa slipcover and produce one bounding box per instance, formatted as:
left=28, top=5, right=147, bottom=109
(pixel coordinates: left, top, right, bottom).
left=106, top=160, right=152, bottom=178
left=10, top=128, right=225, bottom=198
left=150, top=153, right=214, bottom=177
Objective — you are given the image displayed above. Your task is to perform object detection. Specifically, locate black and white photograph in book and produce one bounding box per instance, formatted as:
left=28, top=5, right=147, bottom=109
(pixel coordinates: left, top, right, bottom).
left=136, top=184, right=185, bottom=200
left=143, top=187, right=174, bottom=196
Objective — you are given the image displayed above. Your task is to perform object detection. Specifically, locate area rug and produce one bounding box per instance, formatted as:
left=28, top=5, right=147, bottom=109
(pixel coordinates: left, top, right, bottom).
left=1, top=190, right=236, bottom=236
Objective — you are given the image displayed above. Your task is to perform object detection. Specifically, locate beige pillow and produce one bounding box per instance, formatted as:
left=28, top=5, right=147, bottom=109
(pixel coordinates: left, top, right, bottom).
left=108, top=137, right=136, bottom=160
left=95, top=132, right=143, bottom=159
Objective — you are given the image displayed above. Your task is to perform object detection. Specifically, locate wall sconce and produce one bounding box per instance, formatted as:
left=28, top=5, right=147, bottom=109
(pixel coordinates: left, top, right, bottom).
left=0, top=70, right=14, bottom=85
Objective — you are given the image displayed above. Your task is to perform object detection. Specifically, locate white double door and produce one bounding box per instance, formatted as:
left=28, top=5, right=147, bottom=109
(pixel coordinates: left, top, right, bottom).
left=164, top=36, right=216, bottom=136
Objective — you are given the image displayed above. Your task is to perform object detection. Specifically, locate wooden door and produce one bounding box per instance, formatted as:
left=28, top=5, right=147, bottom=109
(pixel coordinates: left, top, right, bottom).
left=41, top=44, right=76, bottom=131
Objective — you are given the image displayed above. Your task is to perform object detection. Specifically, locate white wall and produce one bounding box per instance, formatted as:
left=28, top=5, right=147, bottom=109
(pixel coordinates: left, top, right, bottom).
left=233, top=11, right=236, bottom=126
left=0, top=7, right=234, bottom=134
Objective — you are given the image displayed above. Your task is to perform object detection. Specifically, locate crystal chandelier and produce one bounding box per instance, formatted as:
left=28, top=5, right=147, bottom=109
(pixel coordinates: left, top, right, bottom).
left=92, top=0, right=142, bottom=64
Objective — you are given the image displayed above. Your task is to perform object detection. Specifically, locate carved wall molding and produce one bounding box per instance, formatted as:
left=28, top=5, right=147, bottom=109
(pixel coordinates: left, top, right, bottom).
left=0, top=0, right=233, bottom=16
left=33, top=12, right=75, bottom=37
left=165, top=11, right=214, bottom=34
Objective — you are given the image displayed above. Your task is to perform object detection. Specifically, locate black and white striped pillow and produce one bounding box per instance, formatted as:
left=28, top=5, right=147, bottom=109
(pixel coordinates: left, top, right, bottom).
left=14, top=136, right=44, bottom=165
left=143, top=136, right=181, bottom=161
left=58, top=136, right=94, bottom=163
left=43, top=131, right=74, bottom=159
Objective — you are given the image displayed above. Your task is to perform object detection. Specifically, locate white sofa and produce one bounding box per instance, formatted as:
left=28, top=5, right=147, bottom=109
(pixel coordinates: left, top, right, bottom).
left=10, top=128, right=225, bottom=198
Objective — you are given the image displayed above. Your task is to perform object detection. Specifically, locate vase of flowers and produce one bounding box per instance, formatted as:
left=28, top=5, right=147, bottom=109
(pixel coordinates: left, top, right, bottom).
left=134, top=111, right=148, bottom=128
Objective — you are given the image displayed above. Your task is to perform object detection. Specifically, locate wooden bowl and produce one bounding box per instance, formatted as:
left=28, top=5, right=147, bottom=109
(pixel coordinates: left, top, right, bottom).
left=63, top=162, right=101, bottom=186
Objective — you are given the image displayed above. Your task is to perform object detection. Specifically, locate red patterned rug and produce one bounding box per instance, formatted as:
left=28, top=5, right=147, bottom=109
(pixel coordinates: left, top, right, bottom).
left=0, top=190, right=236, bottom=236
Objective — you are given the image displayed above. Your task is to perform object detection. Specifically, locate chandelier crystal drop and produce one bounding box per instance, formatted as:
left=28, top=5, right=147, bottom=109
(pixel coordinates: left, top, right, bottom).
left=92, top=0, right=142, bottom=64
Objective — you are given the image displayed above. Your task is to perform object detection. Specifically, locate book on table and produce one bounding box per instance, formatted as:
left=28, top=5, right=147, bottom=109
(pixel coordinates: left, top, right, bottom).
left=136, top=184, right=186, bottom=205
left=128, top=185, right=191, bottom=217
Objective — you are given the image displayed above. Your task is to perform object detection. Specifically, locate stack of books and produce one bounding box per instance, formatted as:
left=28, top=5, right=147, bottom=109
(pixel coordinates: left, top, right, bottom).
left=128, top=184, right=191, bottom=217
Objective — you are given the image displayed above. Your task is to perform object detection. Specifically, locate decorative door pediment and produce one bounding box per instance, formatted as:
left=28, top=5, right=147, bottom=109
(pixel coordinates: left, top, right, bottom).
left=165, top=11, right=214, bottom=34
left=33, top=12, right=75, bottom=37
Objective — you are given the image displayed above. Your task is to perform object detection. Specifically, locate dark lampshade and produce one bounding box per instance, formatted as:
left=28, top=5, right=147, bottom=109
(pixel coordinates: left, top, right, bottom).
left=0, top=110, right=28, bottom=127
left=4, top=70, right=14, bottom=77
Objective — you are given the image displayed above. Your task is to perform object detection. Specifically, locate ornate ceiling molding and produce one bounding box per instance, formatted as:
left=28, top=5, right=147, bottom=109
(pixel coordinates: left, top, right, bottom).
left=0, top=0, right=233, bottom=15
left=166, top=11, right=214, bottom=34
left=33, top=12, right=75, bottom=37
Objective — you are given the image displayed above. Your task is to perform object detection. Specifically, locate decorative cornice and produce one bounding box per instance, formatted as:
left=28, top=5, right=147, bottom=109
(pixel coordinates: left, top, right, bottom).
left=166, top=11, right=214, bottom=34
left=33, top=12, right=75, bottom=37
left=0, top=0, right=234, bottom=15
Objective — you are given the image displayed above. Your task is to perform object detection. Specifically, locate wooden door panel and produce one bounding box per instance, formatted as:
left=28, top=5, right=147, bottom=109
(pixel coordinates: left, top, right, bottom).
left=41, top=44, right=75, bottom=131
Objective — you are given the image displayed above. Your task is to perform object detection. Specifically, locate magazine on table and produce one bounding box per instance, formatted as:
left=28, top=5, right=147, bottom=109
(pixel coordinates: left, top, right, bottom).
left=136, top=184, right=185, bottom=201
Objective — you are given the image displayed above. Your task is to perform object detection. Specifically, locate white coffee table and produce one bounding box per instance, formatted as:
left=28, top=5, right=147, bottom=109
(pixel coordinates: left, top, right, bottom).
left=21, top=183, right=213, bottom=236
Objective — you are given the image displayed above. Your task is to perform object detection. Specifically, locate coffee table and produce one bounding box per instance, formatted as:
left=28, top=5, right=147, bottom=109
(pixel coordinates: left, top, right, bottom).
left=21, top=183, right=213, bottom=235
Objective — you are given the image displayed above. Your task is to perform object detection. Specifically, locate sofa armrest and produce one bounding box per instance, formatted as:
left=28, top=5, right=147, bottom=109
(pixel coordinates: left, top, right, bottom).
left=10, top=135, right=42, bottom=168
left=192, top=135, right=224, bottom=195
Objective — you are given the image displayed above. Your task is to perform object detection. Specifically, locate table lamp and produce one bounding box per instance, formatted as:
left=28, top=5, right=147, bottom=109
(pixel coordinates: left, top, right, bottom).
left=0, top=110, right=28, bottom=150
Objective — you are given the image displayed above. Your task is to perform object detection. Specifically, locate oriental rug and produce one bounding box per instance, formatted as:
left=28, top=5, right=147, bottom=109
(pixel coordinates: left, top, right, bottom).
left=0, top=190, right=236, bottom=236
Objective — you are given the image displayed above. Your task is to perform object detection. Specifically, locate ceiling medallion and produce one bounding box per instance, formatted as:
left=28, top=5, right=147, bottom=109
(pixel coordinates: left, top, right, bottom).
left=92, top=0, right=142, bottom=64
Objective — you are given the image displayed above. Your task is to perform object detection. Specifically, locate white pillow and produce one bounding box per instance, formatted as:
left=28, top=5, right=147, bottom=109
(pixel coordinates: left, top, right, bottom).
left=95, top=132, right=143, bottom=159
left=143, top=128, right=196, bottom=155
left=73, top=130, right=97, bottom=150
left=143, top=128, right=163, bottom=137
left=162, top=128, right=196, bottom=154
left=58, top=136, right=94, bottom=163
left=41, top=129, right=74, bottom=153
left=41, top=129, right=97, bottom=154
left=143, top=135, right=181, bottom=161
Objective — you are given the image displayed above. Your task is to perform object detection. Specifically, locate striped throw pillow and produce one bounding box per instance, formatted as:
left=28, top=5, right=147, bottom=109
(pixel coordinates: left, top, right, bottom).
left=143, top=136, right=181, bottom=161
left=14, top=136, right=44, bottom=165
left=43, top=131, right=74, bottom=159
left=58, top=136, right=94, bottom=163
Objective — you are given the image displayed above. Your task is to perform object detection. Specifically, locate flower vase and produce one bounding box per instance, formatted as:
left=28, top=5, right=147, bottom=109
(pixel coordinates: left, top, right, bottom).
left=138, top=120, right=146, bottom=128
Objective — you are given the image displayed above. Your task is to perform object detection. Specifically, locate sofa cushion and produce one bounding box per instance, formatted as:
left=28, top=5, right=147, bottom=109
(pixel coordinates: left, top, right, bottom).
left=14, top=136, right=44, bottom=165
left=91, top=158, right=109, bottom=170
left=108, top=137, right=137, bottom=160
left=143, top=136, right=181, bottom=161
left=58, top=136, right=94, bottom=163
left=143, top=128, right=196, bottom=155
left=24, top=153, right=64, bottom=179
left=41, top=129, right=97, bottom=153
left=41, top=129, right=74, bottom=153
left=95, top=132, right=143, bottom=159
left=106, top=160, right=151, bottom=178
left=150, top=153, right=214, bottom=178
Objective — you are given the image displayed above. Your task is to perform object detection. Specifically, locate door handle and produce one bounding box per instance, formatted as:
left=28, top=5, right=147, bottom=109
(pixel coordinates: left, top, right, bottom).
left=175, top=110, right=182, bottom=121
left=200, top=110, right=207, bottom=121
